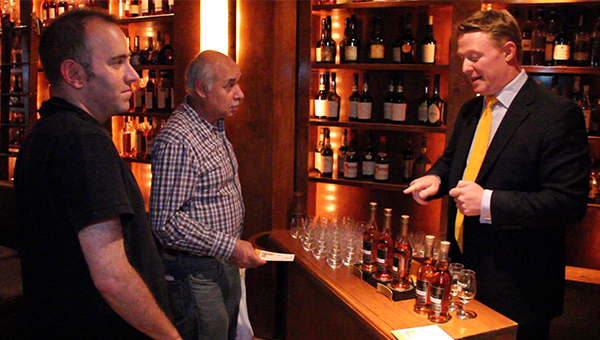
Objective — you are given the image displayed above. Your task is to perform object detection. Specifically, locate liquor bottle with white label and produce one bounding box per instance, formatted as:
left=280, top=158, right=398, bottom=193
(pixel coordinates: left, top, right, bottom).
left=427, top=241, right=452, bottom=323
left=374, top=208, right=394, bottom=281
left=391, top=215, right=412, bottom=291
left=362, top=202, right=380, bottom=272
left=421, top=15, right=436, bottom=64
left=414, top=235, right=436, bottom=314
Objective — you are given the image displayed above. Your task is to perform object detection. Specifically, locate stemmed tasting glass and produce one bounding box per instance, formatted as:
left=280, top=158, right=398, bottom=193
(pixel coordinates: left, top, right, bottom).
left=456, top=269, right=477, bottom=320
left=290, top=216, right=305, bottom=239
left=448, top=263, right=464, bottom=312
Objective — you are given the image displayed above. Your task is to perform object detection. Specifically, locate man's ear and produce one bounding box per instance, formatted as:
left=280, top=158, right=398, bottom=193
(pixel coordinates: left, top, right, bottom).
left=194, top=79, right=208, bottom=98
left=502, top=41, right=518, bottom=63
left=60, top=60, right=86, bottom=89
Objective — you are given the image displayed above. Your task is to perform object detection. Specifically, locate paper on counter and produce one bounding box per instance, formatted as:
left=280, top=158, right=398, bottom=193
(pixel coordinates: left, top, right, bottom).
left=391, top=325, right=453, bottom=340
left=255, top=249, right=295, bottom=262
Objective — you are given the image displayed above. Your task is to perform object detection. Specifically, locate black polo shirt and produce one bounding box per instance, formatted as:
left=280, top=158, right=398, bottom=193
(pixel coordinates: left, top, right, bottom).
left=14, top=97, right=168, bottom=339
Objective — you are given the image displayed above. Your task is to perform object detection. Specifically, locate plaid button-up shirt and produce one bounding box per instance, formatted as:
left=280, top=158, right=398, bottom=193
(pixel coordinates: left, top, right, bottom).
left=149, top=96, right=244, bottom=259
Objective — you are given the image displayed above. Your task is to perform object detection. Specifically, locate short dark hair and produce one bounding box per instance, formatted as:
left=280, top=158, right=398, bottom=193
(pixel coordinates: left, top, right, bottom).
left=457, top=9, right=523, bottom=63
left=39, top=8, right=119, bottom=86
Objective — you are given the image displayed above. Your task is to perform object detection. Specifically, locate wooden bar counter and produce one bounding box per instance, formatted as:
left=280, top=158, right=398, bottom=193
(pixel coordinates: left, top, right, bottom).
left=269, top=230, right=517, bottom=340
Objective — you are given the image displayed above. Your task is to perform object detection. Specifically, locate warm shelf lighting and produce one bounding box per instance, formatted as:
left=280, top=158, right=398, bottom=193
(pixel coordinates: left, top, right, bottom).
left=200, top=0, right=229, bottom=54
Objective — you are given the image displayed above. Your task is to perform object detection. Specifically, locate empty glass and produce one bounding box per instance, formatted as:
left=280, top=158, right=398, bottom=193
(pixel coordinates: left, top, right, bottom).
left=448, top=263, right=464, bottom=312
left=290, top=216, right=305, bottom=239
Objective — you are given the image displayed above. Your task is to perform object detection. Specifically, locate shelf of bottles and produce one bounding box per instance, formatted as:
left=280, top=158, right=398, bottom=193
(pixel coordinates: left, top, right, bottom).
left=308, top=2, right=451, bottom=192
left=1, top=2, right=35, bottom=171
left=108, top=0, right=175, bottom=164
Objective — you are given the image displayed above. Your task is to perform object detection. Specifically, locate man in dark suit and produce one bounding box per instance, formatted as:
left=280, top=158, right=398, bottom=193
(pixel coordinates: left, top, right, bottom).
left=404, top=9, right=590, bottom=340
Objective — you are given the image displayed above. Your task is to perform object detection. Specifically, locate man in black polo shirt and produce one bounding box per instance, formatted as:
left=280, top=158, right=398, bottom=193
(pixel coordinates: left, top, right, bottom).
left=13, top=9, right=181, bottom=340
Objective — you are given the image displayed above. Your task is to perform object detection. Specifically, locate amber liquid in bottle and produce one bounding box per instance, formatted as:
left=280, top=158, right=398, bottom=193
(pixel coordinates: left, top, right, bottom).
left=391, top=215, right=412, bottom=291
left=414, top=235, right=436, bottom=314
left=428, top=241, right=452, bottom=323
left=374, top=208, right=394, bottom=281
left=362, top=202, right=380, bottom=272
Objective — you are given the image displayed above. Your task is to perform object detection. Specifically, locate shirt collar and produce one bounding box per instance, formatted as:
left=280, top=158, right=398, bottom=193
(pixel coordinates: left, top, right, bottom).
left=39, top=97, right=105, bottom=128
left=181, top=95, right=226, bottom=134
left=494, top=69, right=528, bottom=109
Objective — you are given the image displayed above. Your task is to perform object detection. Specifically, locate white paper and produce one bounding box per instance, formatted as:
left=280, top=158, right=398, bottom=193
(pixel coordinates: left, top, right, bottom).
left=391, top=325, right=453, bottom=340
left=255, top=249, right=295, bottom=262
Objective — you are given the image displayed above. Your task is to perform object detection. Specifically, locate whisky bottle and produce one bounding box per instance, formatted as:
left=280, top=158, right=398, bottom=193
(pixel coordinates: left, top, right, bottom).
left=316, top=16, right=336, bottom=63
left=348, top=73, right=360, bottom=121
left=158, top=33, right=174, bottom=65
left=141, top=0, right=151, bottom=16
left=314, top=128, right=325, bottom=173
left=374, top=208, right=394, bottom=281
left=131, top=35, right=142, bottom=66
left=573, top=15, right=591, bottom=66
left=392, top=15, right=405, bottom=64
left=345, top=14, right=360, bottom=63
left=134, top=71, right=146, bottom=112
left=139, top=36, right=154, bottom=65
left=369, top=15, right=385, bottom=63
left=339, top=17, right=350, bottom=64
left=362, top=135, right=375, bottom=178
left=392, top=74, right=407, bottom=124
left=357, top=73, right=373, bottom=122
left=580, top=85, right=592, bottom=133
left=391, top=215, right=412, bottom=291
left=421, top=15, right=436, bottom=64
left=545, top=10, right=561, bottom=66
left=362, top=202, right=380, bottom=272
left=383, top=77, right=396, bottom=122
left=521, top=9, right=533, bottom=65
left=531, top=7, right=546, bottom=66
left=591, top=14, right=600, bottom=67
left=327, top=72, right=340, bottom=121
left=344, top=130, right=359, bottom=179
left=414, top=235, right=436, bottom=314
left=130, top=0, right=140, bottom=17
left=151, top=31, right=163, bottom=65
left=553, top=26, right=571, bottom=66
left=418, top=76, right=430, bottom=125
left=154, top=0, right=164, bottom=15
left=338, top=129, right=349, bottom=175
left=413, top=136, right=431, bottom=179
left=427, top=74, right=444, bottom=126
left=135, top=116, right=147, bottom=159
left=145, top=70, right=156, bottom=112
left=427, top=241, right=452, bottom=323
left=374, top=135, right=389, bottom=182
left=401, top=134, right=414, bottom=182
left=314, top=72, right=329, bottom=119
left=401, top=14, right=417, bottom=64
left=121, top=116, right=133, bottom=157
left=320, top=128, right=334, bottom=177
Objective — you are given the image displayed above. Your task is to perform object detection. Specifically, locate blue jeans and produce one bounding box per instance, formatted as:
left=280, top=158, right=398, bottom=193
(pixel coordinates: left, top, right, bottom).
left=162, top=254, right=241, bottom=340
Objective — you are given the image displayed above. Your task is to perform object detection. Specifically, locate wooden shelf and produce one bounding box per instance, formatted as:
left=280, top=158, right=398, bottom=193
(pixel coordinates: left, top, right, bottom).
left=121, top=156, right=151, bottom=164
left=310, top=118, right=447, bottom=133
left=524, top=66, right=600, bottom=75
left=309, top=171, right=409, bottom=192
left=118, top=13, right=174, bottom=24
left=313, top=1, right=453, bottom=11
left=311, top=62, right=449, bottom=72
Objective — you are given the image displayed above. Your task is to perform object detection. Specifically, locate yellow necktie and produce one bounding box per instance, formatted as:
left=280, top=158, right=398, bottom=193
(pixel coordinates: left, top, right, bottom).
left=455, top=96, right=498, bottom=252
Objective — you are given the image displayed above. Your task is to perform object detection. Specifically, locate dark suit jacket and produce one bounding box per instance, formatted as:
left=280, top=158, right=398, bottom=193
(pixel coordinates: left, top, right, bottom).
left=428, top=76, right=590, bottom=324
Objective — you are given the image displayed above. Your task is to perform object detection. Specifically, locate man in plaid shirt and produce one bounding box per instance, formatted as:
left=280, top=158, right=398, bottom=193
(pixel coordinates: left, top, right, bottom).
left=149, top=50, right=266, bottom=340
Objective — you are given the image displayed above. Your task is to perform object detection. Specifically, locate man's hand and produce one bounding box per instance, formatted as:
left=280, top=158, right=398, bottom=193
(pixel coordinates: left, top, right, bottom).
left=403, top=175, right=441, bottom=205
left=229, top=239, right=267, bottom=268
left=449, top=180, right=484, bottom=216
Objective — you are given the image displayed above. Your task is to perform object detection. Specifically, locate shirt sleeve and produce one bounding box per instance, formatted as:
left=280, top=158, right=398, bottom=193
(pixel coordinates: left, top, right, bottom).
left=479, top=189, right=493, bottom=224
left=149, top=139, right=237, bottom=259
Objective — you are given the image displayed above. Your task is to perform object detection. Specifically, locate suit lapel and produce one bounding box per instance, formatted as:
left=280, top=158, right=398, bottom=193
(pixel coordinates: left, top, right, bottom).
left=477, top=77, right=537, bottom=181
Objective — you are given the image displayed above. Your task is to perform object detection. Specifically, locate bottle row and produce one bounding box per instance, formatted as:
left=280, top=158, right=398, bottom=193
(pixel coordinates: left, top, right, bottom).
left=118, top=115, right=166, bottom=160
left=314, top=128, right=431, bottom=183
left=360, top=202, right=457, bottom=323
left=129, top=31, right=174, bottom=66
left=314, top=71, right=444, bottom=126
left=316, top=13, right=437, bottom=65
left=129, top=70, right=175, bottom=113
left=39, top=0, right=96, bottom=26
left=515, top=6, right=600, bottom=67
left=545, top=75, right=600, bottom=135
left=117, top=0, right=174, bottom=19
